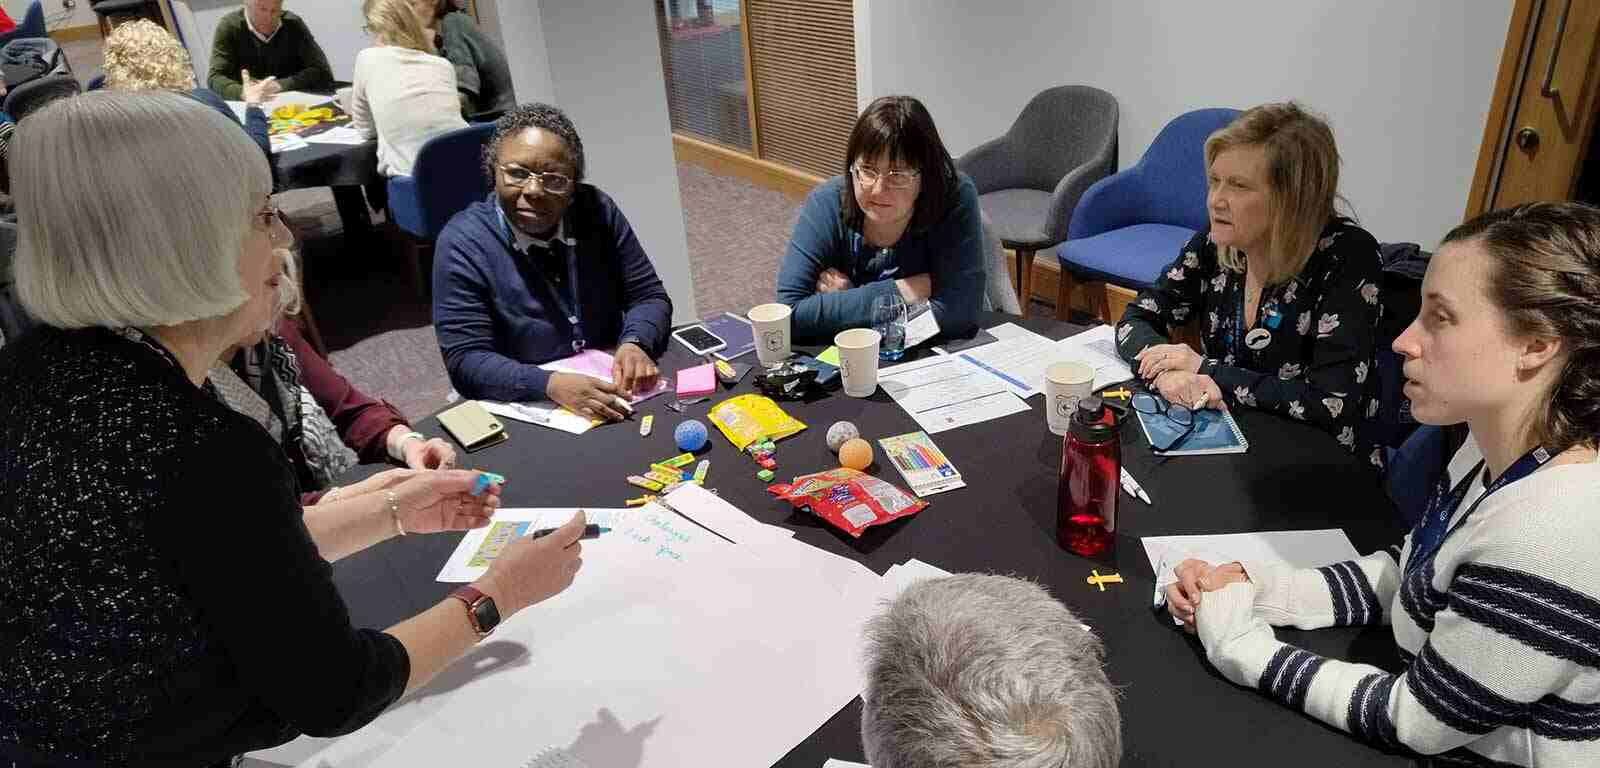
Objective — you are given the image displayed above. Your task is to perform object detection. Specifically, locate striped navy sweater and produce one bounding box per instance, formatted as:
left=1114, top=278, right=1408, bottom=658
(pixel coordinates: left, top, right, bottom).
left=1196, top=436, right=1600, bottom=766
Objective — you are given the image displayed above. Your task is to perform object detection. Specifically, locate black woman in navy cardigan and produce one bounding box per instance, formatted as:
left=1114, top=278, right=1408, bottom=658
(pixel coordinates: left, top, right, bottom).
left=432, top=103, right=673, bottom=422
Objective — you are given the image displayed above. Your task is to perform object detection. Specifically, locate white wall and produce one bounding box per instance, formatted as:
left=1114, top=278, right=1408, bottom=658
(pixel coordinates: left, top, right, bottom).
left=857, top=0, right=1513, bottom=247
left=490, top=0, right=698, bottom=323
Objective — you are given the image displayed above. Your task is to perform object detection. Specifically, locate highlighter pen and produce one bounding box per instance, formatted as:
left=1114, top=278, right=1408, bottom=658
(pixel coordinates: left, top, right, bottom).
left=528, top=524, right=610, bottom=541
left=470, top=472, right=507, bottom=496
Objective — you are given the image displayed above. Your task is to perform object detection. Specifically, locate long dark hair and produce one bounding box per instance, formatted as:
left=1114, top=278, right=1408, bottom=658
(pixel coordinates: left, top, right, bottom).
left=1440, top=201, right=1600, bottom=454
left=839, top=95, right=958, bottom=234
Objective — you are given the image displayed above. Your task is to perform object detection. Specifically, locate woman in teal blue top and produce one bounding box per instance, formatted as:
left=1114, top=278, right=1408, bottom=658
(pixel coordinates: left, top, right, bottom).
left=775, top=95, right=984, bottom=343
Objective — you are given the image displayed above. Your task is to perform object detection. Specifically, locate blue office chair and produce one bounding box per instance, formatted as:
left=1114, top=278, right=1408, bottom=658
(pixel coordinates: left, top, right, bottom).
left=0, top=2, right=46, bottom=49
left=386, top=122, right=497, bottom=292
left=1056, top=108, right=1239, bottom=318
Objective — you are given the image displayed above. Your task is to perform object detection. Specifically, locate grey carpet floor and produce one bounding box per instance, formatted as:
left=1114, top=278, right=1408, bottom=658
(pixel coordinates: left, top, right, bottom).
left=280, top=163, right=804, bottom=421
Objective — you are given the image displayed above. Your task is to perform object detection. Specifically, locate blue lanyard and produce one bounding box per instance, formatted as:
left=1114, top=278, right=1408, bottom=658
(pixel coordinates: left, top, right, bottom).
left=499, top=206, right=585, bottom=353
left=1406, top=445, right=1551, bottom=574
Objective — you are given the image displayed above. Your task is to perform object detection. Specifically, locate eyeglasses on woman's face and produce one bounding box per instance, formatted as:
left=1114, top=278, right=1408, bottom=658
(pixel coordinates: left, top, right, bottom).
left=851, top=163, right=920, bottom=190
left=252, top=205, right=294, bottom=249
left=499, top=165, right=574, bottom=196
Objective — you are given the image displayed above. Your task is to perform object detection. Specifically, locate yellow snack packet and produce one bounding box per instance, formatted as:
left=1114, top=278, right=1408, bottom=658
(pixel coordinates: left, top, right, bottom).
left=707, top=394, right=806, bottom=451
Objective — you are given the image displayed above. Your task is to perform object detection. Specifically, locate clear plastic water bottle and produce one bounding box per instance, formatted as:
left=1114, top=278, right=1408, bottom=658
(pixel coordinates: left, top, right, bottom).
left=872, top=294, right=907, bottom=361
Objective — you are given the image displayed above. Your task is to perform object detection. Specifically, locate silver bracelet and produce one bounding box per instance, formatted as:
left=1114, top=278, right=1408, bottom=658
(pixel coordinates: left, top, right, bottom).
left=386, top=489, right=405, bottom=537
left=392, top=430, right=427, bottom=461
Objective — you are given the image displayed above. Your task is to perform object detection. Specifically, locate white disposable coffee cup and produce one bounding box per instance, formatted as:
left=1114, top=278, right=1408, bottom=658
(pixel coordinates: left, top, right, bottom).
left=1045, top=361, right=1096, bottom=436
left=748, top=303, right=793, bottom=366
left=835, top=328, right=883, bottom=398
left=335, top=86, right=353, bottom=112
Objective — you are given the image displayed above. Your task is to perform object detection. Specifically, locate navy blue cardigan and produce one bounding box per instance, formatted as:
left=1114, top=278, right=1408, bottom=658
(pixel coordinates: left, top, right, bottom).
left=432, top=187, right=673, bottom=402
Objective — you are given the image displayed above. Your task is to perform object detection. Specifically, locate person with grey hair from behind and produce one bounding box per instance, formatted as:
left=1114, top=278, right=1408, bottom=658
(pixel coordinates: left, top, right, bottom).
left=860, top=574, right=1121, bottom=768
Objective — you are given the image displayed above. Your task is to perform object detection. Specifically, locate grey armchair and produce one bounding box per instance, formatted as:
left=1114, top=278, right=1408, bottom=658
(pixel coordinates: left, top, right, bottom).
left=957, top=85, right=1117, bottom=317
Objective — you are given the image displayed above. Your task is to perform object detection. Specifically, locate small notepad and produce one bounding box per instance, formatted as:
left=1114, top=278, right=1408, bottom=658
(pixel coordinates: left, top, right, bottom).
left=1134, top=405, right=1249, bottom=455
left=676, top=362, right=717, bottom=399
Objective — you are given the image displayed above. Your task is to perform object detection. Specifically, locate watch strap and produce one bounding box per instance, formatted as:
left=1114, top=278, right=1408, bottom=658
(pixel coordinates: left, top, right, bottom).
left=449, top=585, right=495, bottom=637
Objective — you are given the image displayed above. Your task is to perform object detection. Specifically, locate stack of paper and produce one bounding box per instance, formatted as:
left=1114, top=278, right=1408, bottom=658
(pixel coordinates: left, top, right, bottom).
left=877, top=354, right=1029, bottom=433
left=956, top=323, right=1134, bottom=398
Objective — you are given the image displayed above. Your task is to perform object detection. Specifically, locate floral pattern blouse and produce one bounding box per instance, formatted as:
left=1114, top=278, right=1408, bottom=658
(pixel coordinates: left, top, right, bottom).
left=1115, top=217, right=1386, bottom=467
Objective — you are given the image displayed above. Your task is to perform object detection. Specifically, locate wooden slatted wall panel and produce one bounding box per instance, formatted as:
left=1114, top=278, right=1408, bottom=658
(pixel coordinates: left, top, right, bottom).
left=745, top=0, right=857, bottom=178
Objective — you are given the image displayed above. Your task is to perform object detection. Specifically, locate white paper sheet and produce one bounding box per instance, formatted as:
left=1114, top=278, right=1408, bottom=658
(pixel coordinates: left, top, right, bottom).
left=823, top=760, right=871, bottom=768
left=877, top=355, right=1031, bottom=433
left=267, top=133, right=308, bottom=154
left=303, top=125, right=370, bottom=145
left=1141, top=529, right=1361, bottom=609
left=480, top=400, right=596, bottom=435
left=903, top=301, right=940, bottom=348
left=1057, top=324, right=1136, bottom=390
left=253, top=495, right=880, bottom=768
left=539, top=349, right=671, bottom=405
left=957, top=323, right=1132, bottom=398
left=436, top=509, right=628, bottom=583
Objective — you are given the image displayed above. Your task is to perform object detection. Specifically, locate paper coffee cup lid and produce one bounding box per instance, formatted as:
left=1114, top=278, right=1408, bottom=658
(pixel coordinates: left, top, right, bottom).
left=1046, top=360, right=1095, bottom=384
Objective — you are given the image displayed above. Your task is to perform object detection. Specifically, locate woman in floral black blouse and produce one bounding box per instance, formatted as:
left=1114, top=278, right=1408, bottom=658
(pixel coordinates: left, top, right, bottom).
left=1116, top=102, right=1385, bottom=467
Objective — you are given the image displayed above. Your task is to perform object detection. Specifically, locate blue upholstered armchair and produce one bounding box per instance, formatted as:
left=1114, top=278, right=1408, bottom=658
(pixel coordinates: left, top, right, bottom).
left=1055, top=108, right=1239, bottom=319
left=386, top=122, right=497, bottom=295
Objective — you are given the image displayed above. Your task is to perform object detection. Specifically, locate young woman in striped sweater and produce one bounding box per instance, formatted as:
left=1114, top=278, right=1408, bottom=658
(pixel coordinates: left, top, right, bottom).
left=1166, top=201, right=1600, bottom=766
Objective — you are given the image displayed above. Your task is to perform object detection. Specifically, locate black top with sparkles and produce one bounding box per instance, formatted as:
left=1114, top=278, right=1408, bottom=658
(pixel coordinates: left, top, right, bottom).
left=0, top=328, right=407, bottom=765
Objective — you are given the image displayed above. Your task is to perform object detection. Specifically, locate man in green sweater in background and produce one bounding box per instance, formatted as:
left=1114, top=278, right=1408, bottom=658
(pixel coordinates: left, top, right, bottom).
left=207, top=0, right=334, bottom=100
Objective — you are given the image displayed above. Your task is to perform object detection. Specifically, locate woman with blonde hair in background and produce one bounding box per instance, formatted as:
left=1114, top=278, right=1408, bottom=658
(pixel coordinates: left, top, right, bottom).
left=349, top=0, right=468, bottom=177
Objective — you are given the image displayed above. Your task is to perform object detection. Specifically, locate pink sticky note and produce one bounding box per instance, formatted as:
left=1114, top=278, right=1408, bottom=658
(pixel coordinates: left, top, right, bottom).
left=676, top=363, right=716, bottom=399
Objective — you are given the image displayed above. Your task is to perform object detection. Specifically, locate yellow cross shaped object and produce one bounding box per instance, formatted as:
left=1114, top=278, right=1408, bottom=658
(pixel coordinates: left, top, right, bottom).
left=1086, top=570, right=1124, bottom=591
left=1101, top=388, right=1132, bottom=401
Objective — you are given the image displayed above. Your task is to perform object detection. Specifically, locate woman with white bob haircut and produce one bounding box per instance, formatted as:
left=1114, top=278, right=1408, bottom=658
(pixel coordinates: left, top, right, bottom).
left=0, top=91, right=587, bottom=766
left=861, top=574, right=1121, bottom=768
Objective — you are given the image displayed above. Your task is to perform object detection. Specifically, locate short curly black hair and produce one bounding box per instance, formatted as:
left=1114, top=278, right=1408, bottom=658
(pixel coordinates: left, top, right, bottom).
left=481, top=102, right=585, bottom=185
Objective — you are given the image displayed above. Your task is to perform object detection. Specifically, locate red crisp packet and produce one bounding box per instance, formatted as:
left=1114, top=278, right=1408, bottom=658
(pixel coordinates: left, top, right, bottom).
left=767, top=468, right=927, bottom=538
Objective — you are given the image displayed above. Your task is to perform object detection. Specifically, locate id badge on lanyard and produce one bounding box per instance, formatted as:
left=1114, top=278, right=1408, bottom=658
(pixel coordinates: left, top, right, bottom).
left=1406, top=445, right=1552, bottom=574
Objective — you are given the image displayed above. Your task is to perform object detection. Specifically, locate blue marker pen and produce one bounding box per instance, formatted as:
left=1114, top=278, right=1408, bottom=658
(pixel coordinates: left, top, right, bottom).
left=529, top=524, right=609, bottom=541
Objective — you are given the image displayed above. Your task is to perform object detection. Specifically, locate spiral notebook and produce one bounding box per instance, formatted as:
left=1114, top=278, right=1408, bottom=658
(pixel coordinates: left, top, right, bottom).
left=1134, top=406, right=1249, bottom=456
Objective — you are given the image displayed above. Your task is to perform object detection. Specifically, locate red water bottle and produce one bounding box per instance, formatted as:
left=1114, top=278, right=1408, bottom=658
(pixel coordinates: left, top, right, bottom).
left=1058, top=396, right=1120, bottom=557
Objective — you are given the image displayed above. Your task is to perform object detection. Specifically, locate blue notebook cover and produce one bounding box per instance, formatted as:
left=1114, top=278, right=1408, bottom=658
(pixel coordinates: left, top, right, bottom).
left=1134, top=405, right=1249, bottom=455
left=704, top=313, right=756, bottom=361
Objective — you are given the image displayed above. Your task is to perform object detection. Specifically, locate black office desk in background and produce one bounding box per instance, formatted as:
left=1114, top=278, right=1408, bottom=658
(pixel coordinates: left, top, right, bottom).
left=329, top=312, right=1411, bottom=767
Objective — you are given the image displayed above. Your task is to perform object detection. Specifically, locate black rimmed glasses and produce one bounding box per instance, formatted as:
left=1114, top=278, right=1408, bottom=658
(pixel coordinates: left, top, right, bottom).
left=850, top=164, right=920, bottom=189
left=1131, top=392, right=1196, bottom=451
left=499, top=165, right=574, bottom=195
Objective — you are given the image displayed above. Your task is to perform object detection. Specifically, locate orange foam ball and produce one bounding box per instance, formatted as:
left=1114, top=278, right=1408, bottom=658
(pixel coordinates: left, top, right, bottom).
left=839, top=438, right=873, bottom=471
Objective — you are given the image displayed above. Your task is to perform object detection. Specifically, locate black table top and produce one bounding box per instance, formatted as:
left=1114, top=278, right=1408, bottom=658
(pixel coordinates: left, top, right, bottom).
left=329, top=312, right=1411, bottom=767
left=257, top=91, right=379, bottom=190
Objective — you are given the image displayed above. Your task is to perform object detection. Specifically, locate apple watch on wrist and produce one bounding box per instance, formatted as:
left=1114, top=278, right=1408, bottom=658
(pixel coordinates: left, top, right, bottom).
left=449, top=585, right=501, bottom=638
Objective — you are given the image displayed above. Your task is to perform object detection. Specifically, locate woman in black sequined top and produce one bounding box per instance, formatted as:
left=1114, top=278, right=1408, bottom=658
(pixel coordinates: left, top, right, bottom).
left=0, top=92, right=579, bottom=766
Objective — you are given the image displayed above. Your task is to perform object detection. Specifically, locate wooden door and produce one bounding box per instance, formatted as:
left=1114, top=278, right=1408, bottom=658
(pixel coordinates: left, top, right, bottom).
left=1466, top=0, right=1600, bottom=216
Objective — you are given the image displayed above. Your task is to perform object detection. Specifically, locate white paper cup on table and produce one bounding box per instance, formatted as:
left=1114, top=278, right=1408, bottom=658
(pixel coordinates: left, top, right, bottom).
left=1045, top=361, right=1096, bottom=436
left=335, top=87, right=353, bottom=112
left=748, top=303, right=793, bottom=366
left=835, top=328, right=883, bottom=398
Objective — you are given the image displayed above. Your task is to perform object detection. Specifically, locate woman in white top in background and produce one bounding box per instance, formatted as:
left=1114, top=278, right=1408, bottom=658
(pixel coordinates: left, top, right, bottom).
left=349, top=0, right=467, bottom=177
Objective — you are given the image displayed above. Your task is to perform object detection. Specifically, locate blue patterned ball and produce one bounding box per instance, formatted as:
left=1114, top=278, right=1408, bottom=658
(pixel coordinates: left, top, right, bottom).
left=675, top=419, right=709, bottom=452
